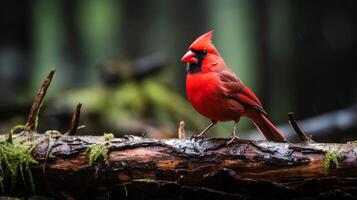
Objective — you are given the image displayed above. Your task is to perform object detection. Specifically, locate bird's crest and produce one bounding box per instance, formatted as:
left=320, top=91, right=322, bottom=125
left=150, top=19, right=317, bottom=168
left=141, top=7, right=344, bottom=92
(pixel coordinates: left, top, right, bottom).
left=189, top=31, right=217, bottom=53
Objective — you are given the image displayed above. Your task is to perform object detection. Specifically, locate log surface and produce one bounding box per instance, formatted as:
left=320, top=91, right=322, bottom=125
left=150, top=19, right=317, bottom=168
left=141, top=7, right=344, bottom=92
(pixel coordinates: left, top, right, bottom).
left=3, top=134, right=357, bottom=199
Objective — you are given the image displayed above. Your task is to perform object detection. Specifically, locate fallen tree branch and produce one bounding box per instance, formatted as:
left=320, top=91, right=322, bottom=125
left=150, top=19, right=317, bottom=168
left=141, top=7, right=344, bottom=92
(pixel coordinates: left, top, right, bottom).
left=1, top=133, right=357, bottom=199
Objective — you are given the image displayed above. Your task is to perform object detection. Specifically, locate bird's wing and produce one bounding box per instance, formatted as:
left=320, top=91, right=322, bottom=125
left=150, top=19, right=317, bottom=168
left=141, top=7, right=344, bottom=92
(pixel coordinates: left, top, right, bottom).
left=219, top=69, right=267, bottom=115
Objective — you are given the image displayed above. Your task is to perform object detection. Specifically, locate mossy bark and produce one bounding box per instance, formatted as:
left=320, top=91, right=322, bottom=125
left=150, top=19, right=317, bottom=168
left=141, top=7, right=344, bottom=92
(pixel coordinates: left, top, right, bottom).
left=1, top=134, right=357, bottom=199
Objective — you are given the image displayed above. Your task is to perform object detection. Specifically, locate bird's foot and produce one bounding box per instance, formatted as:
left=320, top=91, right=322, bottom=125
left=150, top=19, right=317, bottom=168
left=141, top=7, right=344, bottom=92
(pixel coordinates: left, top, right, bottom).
left=226, top=134, right=239, bottom=146
left=190, top=133, right=205, bottom=141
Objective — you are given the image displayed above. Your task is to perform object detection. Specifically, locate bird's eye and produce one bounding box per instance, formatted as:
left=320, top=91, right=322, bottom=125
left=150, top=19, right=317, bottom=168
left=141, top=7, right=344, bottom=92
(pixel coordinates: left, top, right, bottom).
left=190, top=49, right=207, bottom=60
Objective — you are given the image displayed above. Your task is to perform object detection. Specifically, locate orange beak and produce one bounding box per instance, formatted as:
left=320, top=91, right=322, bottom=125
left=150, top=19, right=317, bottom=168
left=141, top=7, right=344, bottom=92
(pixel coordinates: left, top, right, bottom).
left=181, top=50, right=198, bottom=64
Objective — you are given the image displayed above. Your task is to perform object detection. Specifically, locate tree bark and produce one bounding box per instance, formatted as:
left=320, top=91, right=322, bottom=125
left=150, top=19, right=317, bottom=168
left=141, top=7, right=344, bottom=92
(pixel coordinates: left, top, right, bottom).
left=2, top=134, right=357, bottom=199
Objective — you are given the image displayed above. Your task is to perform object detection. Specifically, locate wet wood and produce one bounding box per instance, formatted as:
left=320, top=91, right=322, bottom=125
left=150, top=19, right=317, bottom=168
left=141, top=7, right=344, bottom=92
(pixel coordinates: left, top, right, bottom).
left=2, top=134, right=357, bottom=199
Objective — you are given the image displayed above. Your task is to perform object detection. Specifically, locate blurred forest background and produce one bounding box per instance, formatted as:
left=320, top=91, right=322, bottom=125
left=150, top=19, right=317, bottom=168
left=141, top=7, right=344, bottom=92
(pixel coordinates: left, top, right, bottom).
left=0, top=0, right=356, bottom=142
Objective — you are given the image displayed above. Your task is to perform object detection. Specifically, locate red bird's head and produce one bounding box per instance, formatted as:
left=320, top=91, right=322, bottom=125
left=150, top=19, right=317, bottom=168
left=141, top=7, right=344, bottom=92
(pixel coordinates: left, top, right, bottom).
left=181, top=31, right=221, bottom=74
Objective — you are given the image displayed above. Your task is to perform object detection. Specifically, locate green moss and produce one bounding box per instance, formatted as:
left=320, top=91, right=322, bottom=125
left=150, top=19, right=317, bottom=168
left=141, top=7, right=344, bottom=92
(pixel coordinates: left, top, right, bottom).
left=324, top=151, right=340, bottom=171
left=87, top=133, right=114, bottom=166
left=88, top=143, right=109, bottom=166
left=34, top=101, right=43, bottom=131
left=0, top=141, right=38, bottom=192
left=103, top=132, right=114, bottom=141
left=0, top=124, right=40, bottom=192
left=6, top=124, right=26, bottom=143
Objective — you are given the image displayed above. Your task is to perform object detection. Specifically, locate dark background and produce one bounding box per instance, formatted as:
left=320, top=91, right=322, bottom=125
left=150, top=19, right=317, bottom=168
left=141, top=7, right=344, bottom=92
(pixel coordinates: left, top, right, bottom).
left=0, top=0, right=356, bottom=141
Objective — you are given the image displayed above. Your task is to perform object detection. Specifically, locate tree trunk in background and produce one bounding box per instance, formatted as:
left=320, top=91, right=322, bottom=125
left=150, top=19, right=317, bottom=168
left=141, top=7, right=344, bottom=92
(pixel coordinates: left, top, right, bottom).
left=32, top=0, right=65, bottom=90
left=0, top=0, right=32, bottom=114
left=171, top=0, right=208, bottom=96
left=254, top=0, right=295, bottom=123
left=207, top=0, right=260, bottom=135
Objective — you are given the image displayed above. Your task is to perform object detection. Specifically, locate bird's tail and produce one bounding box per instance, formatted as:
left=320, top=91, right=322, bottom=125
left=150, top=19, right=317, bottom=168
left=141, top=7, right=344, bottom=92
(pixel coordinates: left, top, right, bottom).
left=247, top=111, right=287, bottom=142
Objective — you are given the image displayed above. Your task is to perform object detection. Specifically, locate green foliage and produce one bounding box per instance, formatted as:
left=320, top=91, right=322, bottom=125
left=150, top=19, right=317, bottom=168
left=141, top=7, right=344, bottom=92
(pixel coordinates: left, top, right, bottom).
left=324, top=151, right=340, bottom=171
left=87, top=133, right=114, bottom=166
left=142, top=80, right=206, bottom=130
left=58, top=80, right=209, bottom=137
left=0, top=140, right=38, bottom=192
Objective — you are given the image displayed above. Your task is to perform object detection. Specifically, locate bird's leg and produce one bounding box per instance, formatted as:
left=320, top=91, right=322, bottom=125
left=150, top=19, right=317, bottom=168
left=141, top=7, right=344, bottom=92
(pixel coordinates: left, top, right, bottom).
left=191, top=120, right=217, bottom=139
left=227, top=122, right=239, bottom=145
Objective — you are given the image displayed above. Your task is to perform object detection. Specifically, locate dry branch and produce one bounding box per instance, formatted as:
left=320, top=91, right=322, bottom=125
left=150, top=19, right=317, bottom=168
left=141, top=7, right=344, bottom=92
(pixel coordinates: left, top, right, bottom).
left=25, top=69, right=55, bottom=132
left=288, top=112, right=314, bottom=143
left=67, top=103, right=82, bottom=135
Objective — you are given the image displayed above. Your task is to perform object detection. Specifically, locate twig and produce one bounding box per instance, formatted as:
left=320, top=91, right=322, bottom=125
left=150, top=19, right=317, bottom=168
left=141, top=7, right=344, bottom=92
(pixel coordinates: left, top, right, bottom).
left=178, top=121, right=186, bottom=139
left=246, top=105, right=357, bottom=141
left=288, top=112, right=313, bottom=143
left=25, top=69, right=55, bottom=132
left=68, top=103, right=82, bottom=135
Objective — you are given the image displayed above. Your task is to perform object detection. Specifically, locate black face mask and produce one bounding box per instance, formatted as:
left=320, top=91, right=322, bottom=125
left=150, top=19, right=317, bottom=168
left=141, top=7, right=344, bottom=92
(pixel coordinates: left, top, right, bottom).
left=186, top=50, right=207, bottom=74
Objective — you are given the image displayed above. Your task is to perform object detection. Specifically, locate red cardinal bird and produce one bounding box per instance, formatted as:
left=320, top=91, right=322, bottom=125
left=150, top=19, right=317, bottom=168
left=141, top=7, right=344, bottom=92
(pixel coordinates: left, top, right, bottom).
left=181, top=31, right=286, bottom=142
